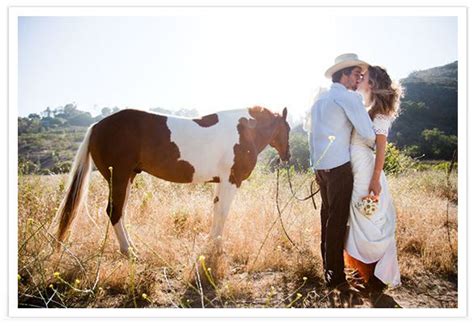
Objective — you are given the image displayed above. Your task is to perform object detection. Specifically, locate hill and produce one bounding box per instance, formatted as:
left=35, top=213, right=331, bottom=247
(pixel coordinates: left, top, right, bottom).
left=389, top=61, right=458, bottom=159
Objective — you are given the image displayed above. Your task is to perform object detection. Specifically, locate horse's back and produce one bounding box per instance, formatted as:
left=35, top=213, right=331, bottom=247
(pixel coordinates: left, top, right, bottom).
left=88, top=109, right=250, bottom=184
left=89, top=109, right=192, bottom=182
left=165, top=110, right=250, bottom=183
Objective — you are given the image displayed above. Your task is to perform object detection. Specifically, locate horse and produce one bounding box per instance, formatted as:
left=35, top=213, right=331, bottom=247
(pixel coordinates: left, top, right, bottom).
left=55, top=106, right=291, bottom=256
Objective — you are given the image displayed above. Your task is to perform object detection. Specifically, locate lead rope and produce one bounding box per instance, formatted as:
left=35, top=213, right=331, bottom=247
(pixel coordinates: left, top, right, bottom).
left=250, top=157, right=322, bottom=269
left=275, top=164, right=322, bottom=248
left=275, top=167, right=300, bottom=251
left=285, top=164, right=320, bottom=210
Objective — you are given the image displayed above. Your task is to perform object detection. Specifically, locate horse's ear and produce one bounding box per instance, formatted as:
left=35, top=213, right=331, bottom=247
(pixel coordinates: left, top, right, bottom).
left=248, top=118, right=257, bottom=128
left=282, top=107, right=288, bottom=120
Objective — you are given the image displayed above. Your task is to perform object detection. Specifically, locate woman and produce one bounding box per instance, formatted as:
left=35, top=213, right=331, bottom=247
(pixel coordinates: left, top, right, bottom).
left=344, top=65, right=403, bottom=292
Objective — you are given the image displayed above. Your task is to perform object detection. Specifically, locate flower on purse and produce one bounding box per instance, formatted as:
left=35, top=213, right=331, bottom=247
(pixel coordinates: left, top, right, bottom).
left=355, top=195, right=379, bottom=218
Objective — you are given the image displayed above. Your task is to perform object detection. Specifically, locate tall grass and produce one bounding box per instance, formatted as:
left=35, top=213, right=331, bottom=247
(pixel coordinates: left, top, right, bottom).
left=17, top=167, right=457, bottom=308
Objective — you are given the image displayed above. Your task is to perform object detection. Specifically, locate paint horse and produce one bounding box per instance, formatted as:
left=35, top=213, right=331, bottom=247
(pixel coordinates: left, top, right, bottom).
left=55, top=106, right=290, bottom=256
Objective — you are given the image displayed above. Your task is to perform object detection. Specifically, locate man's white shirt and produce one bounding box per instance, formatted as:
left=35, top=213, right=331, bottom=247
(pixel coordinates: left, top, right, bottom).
left=309, top=83, right=375, bottom=170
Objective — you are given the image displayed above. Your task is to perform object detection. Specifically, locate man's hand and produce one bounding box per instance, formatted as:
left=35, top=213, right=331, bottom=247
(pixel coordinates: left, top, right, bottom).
left=368, top=177, right=382, bottom=196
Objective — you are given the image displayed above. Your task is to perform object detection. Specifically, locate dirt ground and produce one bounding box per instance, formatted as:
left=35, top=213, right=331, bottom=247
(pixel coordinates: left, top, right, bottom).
left=151, top=267, right=458, bottom=309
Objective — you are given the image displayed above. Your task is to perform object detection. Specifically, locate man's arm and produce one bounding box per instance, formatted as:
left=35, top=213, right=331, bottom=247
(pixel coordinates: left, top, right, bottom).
left=335, top=93, right=375, bottom=142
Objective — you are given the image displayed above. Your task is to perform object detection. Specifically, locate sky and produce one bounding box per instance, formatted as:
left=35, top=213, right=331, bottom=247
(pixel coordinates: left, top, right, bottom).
left=17, top=10, right=458, bottom=122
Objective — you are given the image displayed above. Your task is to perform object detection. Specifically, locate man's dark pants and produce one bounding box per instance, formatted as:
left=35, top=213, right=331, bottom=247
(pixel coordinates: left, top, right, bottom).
left=315, top=161, right=353, bottom=288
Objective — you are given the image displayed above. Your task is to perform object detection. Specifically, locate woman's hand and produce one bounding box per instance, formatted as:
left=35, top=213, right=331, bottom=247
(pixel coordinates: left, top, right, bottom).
left=369, top=177, right=382, bottom=196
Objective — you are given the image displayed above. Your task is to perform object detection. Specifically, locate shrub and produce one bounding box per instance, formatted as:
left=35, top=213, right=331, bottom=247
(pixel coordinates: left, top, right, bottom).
left=384, top=143, right=417, bottom=175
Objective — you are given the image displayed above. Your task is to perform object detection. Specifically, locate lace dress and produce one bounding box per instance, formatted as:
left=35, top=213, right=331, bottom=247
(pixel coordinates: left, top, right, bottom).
left=345, top=114, right=401, bottom=287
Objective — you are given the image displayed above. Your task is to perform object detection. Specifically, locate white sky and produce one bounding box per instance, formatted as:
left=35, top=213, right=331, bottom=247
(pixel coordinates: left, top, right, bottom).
left=17, top=9, right=458, bottom=121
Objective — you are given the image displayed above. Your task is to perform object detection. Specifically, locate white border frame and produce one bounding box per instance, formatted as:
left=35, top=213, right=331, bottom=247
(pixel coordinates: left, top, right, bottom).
left=7, top=4, right=468, bottom=320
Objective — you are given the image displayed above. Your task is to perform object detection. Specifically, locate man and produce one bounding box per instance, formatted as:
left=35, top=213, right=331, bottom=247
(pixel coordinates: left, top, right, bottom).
left=309, top=53, right=376, bottom=290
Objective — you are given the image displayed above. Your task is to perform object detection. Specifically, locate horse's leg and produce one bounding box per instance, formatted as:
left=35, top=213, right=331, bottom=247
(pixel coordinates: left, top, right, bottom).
left=209, top=180, right=238, bottom=252
left=106, top=169, right=136, bottom=256
left=112, top=218, right=132, bottom=255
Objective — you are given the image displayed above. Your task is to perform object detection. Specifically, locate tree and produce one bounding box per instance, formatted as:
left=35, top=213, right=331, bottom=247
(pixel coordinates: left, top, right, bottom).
left=101, top=107, right=112, bottom=117
left=41, top=117, right=64, bottom=129
left=18, top=117, right=31, bottom=134
left=150, top=107, right=172, bottom=115
left=43, top=107, right=52, bottom=118
left=287, top=132, right=311, bottom=171
left=259, top=125, right=311, bottom=172
left=28, top=113, right=41, bottom=120
left=420, top=128, right=457, bottom=159
left=55, top=103, right=78, bottom=120
left=68, top=111, right=94, bottom=126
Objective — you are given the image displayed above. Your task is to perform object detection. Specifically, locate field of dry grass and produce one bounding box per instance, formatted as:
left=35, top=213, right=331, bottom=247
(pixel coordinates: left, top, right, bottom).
left=17, top=166, right=458, bottom=308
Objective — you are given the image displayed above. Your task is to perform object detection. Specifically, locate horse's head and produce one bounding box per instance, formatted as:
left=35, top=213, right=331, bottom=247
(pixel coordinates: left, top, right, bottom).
left=269, top=108, right=291, bottom=162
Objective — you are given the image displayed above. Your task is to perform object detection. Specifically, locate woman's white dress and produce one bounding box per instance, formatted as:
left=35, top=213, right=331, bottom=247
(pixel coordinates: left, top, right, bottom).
left=345, top=114, right=401, bottom=287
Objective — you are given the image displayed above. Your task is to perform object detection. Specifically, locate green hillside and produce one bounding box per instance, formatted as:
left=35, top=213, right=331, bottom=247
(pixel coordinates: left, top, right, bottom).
left=389, top=61, right=458, bottom=159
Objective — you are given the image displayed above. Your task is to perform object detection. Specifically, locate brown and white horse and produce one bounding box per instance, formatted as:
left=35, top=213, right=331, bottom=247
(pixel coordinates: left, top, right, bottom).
left=55, top=106, right=290, bottom=256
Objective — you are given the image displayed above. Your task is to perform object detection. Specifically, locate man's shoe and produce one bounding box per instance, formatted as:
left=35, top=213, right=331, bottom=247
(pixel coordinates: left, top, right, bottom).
left=327, top=281, right=362, bottom=308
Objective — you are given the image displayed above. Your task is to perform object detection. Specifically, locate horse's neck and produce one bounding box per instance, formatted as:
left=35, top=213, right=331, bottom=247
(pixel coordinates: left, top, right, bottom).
left=253, top=121, right=277, bottom=153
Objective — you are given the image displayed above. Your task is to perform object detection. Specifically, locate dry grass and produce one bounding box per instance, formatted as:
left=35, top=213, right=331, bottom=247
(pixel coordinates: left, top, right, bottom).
left=17, top=167, right=458, bottom=308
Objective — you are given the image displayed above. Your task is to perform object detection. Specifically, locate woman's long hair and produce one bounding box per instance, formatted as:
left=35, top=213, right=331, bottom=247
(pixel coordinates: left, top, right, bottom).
left=365, top=65, right=403, bottom=119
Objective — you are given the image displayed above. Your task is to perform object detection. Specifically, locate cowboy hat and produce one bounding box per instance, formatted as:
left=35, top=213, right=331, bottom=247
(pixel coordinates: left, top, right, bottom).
left=324, top=53, right=369, bottom=79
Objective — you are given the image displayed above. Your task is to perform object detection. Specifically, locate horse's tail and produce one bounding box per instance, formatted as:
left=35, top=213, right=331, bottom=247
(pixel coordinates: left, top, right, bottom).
left=55, top=125, right=95, bottom=247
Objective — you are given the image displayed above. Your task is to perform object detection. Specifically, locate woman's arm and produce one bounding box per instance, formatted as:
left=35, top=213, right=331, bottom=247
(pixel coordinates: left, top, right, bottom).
left=368, top=134, right=387, bottom=196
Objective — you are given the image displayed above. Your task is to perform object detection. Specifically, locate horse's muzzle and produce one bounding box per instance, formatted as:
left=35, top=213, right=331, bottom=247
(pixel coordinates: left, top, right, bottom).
left=280, top=152, right=291, bottom=162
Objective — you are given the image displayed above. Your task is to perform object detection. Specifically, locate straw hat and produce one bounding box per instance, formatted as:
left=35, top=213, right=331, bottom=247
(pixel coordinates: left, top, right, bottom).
left=324, top=53, right=369, bottom=79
